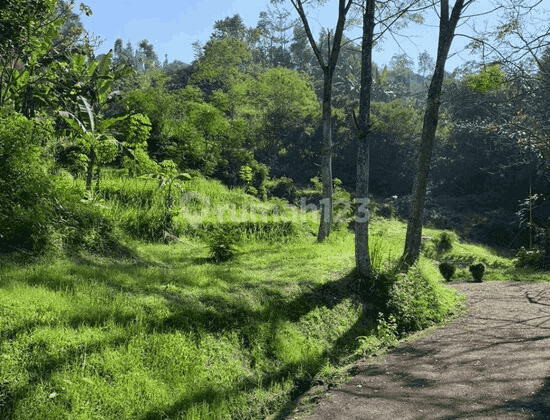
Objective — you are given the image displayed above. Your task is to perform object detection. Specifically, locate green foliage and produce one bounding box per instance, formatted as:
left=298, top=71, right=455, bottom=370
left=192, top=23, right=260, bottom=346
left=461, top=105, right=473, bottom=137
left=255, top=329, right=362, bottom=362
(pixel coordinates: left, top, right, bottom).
left=466, top=64, right=506, bottom=93
left=121, top=204, right=176, bottom=242
left=514, top=247, right=549, bottom=270
left=382, top=260, right=462, bottom=334
left=58, top=51, right=149, bottom=192
left=265, top=176, right=297, bottom=201
left=124, top=113, right=152, bottom=145
left=438, top=261, right=456, bottom=281
left=232, top=66, right=319, bottom=146
left=437, top=231, right=454, bottom=253
left=0, top=0, right=88, bottom=113
left=191, top=38, right=253, bottom=90
left=208, top=225, right=240, bottom=262
left=517, top=192, right=550, bottom=256
left=239, top=164, right=257, bottom=195
left=469, top=262, right=486, bottom=282
left=188, top=220, right=300, bottom=244
left=370, top=99, right=452, bottom=143
left=0, top=111, right=55, bottom=254
left=421, top=231, right=459, bottom=258
left=123, top=147, right=159, bottom=177
left=97, top=172, right=189, bottom=242
left=55, top=198, right=133, bottom=258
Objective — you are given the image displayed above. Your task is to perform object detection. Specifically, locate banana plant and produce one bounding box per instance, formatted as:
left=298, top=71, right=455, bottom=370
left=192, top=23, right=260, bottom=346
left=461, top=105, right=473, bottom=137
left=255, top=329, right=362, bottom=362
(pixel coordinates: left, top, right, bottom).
left=58, top=50, right=145, bottom=196
left=60, top=95, right=124, bottom=195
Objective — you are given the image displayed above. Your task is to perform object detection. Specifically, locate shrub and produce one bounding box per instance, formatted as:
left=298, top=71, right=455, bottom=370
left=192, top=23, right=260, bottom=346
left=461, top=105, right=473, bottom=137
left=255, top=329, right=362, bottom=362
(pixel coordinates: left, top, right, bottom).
left=514, top=247, right=549, bottom=269
left=469, top=262, right=485, bottom=282
left=121, top=205, right=177, bottom=242
left=375, top=196, right=398, bottom=219
left=208, top=226, right=240, bottom=262
left=265, top=176, right=297, bottom=201
left=438, top=261, right=456, bottom=281
left=57, top=200, right=134, bottom=257
left=371, top=260, right=461, bottom=335
left=437, top=231, right=453, bottom=253
left=0, top=111, right=55, bottom=255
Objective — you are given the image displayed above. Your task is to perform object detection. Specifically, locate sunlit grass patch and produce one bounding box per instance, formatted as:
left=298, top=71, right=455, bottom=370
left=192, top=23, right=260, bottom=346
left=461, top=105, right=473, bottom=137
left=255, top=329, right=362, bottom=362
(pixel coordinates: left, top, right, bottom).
left=3, top=173, right=533, bottom=419
left=0, top=231, right=378, bottom=419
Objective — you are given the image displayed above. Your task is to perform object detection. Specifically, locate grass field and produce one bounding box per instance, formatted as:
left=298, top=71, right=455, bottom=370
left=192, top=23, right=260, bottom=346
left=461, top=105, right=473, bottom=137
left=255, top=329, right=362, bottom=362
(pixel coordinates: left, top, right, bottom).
left=0, top=174, right=546, bottom=419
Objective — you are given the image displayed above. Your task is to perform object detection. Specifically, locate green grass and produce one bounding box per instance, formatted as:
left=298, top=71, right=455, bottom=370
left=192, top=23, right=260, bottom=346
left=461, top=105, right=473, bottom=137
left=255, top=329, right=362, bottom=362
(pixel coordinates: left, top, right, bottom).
left=0, top=235, right=367, bottom=419
left=1, top=173, right=547, bottom=419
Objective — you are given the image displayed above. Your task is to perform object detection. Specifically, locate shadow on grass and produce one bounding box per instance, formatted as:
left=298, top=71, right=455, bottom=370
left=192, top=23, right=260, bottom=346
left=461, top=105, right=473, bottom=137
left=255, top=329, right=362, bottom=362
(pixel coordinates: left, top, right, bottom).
left=0, top=330, right=130, bottom=418
left=136, top=270, right=381, bottom=420
left=2, top=252, right=387, bottom=419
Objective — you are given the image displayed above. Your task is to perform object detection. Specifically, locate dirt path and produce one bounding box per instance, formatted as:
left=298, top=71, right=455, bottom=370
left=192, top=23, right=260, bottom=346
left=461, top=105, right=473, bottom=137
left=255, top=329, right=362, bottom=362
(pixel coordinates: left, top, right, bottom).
left=287, top=281, right=550, bottom=420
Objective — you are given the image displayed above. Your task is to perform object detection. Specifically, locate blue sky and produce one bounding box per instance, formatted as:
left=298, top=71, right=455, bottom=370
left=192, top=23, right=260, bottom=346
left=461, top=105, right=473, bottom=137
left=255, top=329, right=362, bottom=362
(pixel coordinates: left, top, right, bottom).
left=82, top=0, right=486, bottom=72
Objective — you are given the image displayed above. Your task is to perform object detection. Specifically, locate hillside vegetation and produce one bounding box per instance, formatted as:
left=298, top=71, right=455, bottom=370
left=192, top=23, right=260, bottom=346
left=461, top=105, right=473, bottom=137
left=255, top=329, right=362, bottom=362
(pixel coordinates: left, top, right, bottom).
left=1, top=173, right=546, bottom=420
left=2, top=2, right=550, bottom=419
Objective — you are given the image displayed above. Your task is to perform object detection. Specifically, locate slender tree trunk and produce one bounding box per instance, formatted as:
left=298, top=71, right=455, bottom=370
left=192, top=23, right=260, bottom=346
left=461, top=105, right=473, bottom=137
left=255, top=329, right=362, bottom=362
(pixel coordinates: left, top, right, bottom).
left=355, top=0, right=376, bottom=279
left=318, top=69, right=334, bottom=242
left=285, top=1, right=353, bottom=242
left=85, top=148, right=96, bottom=194
left=401, top=0, right=465, bottom=267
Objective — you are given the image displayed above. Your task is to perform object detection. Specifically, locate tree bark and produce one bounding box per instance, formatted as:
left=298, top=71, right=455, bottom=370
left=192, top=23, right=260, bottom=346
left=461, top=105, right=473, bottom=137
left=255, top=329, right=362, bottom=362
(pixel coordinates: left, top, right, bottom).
left=402, top=0, right=465, bottom=267
left=85, top=148, right=95, bottom=194
left=354, top=0, right=376, bottom=279
left=285, top=0, right=353, bottom=242
left=318, top=68, right=334, bottom=241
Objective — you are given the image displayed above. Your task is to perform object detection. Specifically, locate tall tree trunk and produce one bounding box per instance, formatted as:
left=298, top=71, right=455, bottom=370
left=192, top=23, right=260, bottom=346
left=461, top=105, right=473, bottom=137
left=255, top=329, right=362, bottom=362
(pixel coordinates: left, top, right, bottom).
left=318, top=68, right=334, bottom=242
left=284, top=0, right=353, bottom=242
left=355, top=0, right=376, bottom=279
left=401, top=0, right=465, bottom=267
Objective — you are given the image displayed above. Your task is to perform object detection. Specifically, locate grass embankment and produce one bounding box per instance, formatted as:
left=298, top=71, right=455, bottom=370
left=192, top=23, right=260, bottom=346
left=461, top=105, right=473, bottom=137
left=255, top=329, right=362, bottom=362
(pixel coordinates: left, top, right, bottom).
left=0, top=173, right=543, bottom=419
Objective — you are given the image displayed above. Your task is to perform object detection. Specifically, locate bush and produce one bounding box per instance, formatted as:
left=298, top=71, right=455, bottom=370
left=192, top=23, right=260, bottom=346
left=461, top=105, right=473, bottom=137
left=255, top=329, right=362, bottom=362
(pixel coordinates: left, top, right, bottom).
left=56, top=200, right=134, bottom=257
left=438, top=262, right=456, bottom=281
left=437, top=231, right=454, bottom=252
left=469, top=262, right=485, bottom=282
left=421, top=231, right=458, bottom=259
left=184, top=221, right=300, bottom=243
left=0, top=111, right=55, bottom=255
left=265, top=176, right=297, bottom=201
left=208, top=226, right=240, bottom=262
left=371, top=260, right=461, bottom=335
left=514, top=247, right=549, bottom=269
left=121, top=205, right=177, bottom=242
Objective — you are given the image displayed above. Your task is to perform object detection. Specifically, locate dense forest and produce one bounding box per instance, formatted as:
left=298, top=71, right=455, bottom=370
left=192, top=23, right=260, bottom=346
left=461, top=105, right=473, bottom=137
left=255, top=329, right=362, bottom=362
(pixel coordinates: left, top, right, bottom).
left=1, top=0, right=550, bottom=261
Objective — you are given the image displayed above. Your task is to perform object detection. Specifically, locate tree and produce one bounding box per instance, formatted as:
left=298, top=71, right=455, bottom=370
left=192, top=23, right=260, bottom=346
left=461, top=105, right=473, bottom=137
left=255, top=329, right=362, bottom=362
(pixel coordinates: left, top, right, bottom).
left=290, top=25, right=318, bottom=75
left=351, top=0, right=429, bottom=279
left=136, top=40, right=159, bottom=73
left=111, top=39, right=159, bottom=74
left=354, top=0, right=376, bottom=279
left=0, top=0, right=93, bottom=115
left=401, top=0, right=470, bottom=267
left=59, top=51, right=143, bottom=193
left=212, top=14, right=259, bottom=48
left=255, top=4, right=297, bottom=68
left=191, top=38, right=253, bottom=98
left=389, top=53, right=414, bottom=85
left=417, top=50, right=435, bottom=78
left=233, top=66, right=319, bottom=166
left=272, top=0, right=354, bottom=242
